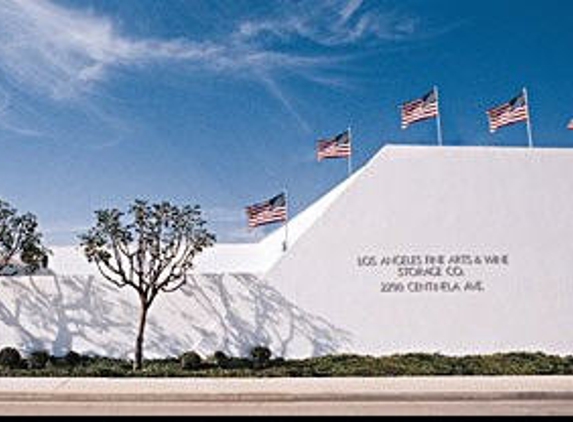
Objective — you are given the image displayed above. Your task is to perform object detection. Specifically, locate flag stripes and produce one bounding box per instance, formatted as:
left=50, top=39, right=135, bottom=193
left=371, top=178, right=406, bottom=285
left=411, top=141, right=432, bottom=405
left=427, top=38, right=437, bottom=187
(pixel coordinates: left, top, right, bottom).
left=401, top=89, right=439, bottom=129
left=568, top=119, right=573, bottom=131
left=487, top=92, right=530, bottom=133
left=246, top=193, right=288, bottom=228
left=317, top=130, right=352, bottom=161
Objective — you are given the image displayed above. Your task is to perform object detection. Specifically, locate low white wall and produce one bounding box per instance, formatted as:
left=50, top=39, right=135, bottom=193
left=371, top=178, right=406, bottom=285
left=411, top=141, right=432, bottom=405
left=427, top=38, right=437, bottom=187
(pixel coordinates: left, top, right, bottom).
left=0, top=273, right=349, bottom=359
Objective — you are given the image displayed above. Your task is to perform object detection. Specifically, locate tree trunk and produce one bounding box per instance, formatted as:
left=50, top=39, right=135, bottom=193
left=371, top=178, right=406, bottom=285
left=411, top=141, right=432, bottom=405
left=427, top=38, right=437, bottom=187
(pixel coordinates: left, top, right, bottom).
left=134, top=302, right=149, bottom=371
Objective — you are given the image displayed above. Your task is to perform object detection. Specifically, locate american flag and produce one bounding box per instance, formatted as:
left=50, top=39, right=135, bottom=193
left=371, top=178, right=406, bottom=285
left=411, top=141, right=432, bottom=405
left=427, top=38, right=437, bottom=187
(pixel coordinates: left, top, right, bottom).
left=317, top=130, right=352, bottom=161
left=246, top=193, right=288, bottom=228
left=487, top=92, right=529, bottom=133
left=568, top=119, right=573, bottom=131
left=401, top=89, right=439, bottom=129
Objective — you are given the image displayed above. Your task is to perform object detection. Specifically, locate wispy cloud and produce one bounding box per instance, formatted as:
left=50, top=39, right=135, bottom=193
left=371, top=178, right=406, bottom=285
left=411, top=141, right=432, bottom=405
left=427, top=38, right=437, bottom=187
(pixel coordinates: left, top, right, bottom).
left=256, top=72, right=312, bottom=133
left=341, top=0, right=364, bottom=23
left=235, top=0, right=420, bottom=47
left=0, top=87, right=44, bottom=137
left=0, top=0, right=342, bottom=101
left=0, top=0, right=429, bottom=135
left=0, top=0, right=224, bottom=100
left=0, top=0, right=348, bottom=133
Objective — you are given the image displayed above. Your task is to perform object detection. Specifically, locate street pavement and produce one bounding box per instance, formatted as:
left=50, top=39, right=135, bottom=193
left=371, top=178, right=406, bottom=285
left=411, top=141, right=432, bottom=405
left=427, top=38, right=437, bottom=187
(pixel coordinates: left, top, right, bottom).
left=1, top=377, right=573, bottom=415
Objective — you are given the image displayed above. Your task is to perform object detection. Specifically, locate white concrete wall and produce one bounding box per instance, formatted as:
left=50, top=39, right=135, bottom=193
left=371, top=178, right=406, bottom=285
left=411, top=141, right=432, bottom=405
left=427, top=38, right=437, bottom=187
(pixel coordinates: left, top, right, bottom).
left=1, top=145, right=573, bottom=359
left=267, top=145, right=573, bottom=356
left=0, top=273, right=348, bottom=359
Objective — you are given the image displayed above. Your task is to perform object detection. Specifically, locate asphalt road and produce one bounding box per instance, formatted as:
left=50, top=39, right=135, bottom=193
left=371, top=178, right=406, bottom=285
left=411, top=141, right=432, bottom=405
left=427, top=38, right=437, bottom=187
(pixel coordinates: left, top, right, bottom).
left=2, top=377, right=573, bottom=416
left=2, top=400, right=573, bottom=416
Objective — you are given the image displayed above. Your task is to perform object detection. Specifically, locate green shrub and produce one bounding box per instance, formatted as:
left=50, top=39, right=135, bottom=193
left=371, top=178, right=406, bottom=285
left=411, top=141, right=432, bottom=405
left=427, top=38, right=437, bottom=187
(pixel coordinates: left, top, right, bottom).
left=81, top=357, right=133, bottom=377
left=224, top=357, right=252, bottom=370
left=81, top=366, right=129, bottom=377
left=213, top=351, right=230, bottom=368
left=250, top=347, right=272, bottom=369
left=0, top=347, right=22, bottom=369
left=28, top=350, right=51, bottom=370
left=0, top=351, right=571, bottom=378
left=180, top=352, right=203, bottom=371
left=273, top=357, right=286, bottom=366
left=46, top=351, right=84, bottom=370
left=64, top=351, right=83, bottom=367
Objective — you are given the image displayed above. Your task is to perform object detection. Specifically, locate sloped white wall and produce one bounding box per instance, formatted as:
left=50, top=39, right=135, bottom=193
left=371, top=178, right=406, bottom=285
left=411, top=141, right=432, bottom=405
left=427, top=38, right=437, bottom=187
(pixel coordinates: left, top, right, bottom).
left=267, top=145, right=573, bottom=356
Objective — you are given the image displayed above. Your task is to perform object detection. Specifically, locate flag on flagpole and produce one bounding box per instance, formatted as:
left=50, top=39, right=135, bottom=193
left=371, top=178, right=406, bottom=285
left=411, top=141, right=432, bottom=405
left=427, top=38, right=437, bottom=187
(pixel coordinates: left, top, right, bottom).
left=246, top=193, right=288, bottom=228
left=487, top=91, right=530, bottom=133
left=568, top=119, right=573, bottom=131
left=401, top=89, right=439, bottom=129
left=317, top=130, right=352, bottom=161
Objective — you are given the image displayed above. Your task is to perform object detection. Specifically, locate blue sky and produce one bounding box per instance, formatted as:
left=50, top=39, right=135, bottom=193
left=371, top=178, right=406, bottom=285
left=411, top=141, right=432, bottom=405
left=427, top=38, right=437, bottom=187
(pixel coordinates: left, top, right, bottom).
left=0, top=0, right=572, bottom=245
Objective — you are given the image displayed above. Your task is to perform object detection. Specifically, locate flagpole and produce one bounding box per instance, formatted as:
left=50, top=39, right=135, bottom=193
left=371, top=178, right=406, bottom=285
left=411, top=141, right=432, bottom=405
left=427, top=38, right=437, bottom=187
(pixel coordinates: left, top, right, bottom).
left=523, top=87, right=534, bottom=149
left=435, top=86, right=444, bottom=147
left=283, top=188, right=289, bottom=252
left=347, top=126, right=353, bottom=177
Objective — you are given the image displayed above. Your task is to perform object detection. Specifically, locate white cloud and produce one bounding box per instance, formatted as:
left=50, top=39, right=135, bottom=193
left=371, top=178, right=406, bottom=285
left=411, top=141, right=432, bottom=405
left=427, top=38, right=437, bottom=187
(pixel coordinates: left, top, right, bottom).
left=0, top=0, right=228, bottom=99
left=0, top=0, right=340, bottom=102
left=235, top=0, right=419, bottom=47
left=340, top=0, right=364, bottom=23
left=0, top=0, right=428, bottom=135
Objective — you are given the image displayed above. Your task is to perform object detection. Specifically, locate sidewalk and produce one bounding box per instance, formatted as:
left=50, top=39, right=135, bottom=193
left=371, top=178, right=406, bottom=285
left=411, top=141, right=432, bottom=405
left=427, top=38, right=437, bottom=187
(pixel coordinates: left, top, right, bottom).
left=2, top=377, right=573, bottom=403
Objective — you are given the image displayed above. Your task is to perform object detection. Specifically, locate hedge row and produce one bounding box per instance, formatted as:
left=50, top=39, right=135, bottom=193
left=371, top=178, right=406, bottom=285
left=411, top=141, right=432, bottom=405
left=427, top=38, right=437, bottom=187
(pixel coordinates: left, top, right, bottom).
left=1, top=348, right=573, bottom=377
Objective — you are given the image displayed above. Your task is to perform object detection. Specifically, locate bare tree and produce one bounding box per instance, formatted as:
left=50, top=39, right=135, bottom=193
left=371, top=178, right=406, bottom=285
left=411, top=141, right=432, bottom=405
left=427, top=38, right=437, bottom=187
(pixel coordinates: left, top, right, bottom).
left=79, top=200, right=215, bottom=370
left=0, top=199, right=49, bottom=275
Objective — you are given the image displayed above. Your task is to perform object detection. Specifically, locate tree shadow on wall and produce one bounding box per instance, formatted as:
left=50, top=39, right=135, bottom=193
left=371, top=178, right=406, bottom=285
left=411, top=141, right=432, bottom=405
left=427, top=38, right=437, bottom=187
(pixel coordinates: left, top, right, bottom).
left=183, top=274, right=353, bottom=358
left=0, top=273, right=352, bottom=359
left=0, top=275, right=135, bottom=357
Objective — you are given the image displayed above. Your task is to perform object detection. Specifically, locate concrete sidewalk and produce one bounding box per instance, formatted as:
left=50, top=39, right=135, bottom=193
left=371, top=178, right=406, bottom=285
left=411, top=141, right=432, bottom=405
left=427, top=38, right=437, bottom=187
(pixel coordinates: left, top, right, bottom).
left=2, top=377, right=573, bottom=403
